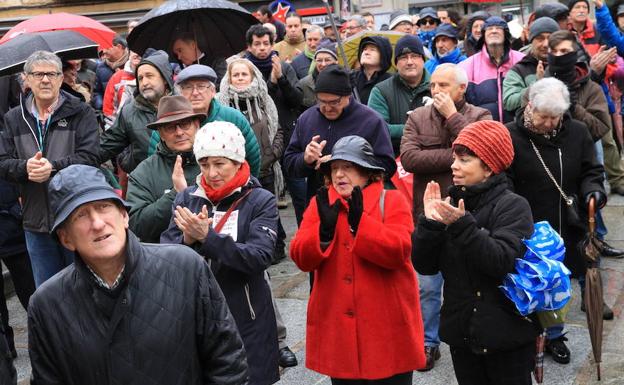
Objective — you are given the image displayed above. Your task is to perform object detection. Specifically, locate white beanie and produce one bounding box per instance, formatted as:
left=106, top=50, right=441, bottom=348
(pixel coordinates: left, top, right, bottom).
left=193, top=121, right=246, bottom=163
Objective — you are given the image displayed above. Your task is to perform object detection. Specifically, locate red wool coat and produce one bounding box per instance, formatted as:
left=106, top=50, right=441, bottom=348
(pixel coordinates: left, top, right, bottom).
left=290, top=181, right=426, bottom=379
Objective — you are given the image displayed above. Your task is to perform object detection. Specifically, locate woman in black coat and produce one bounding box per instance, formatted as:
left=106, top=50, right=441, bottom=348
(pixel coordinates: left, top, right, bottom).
left=412, top=120, right=537, bottom=385
left=506, top=78, right=606, bottom=365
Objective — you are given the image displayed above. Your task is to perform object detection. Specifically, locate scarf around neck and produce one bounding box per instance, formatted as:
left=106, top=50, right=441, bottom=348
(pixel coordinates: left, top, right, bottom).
left=107, top=49, right=130, bottom=71
left=200, top=161, right=251, bottom=203
left=547, top=51, right=577, bottom=85
left=245, top=51, right=276, bottom=80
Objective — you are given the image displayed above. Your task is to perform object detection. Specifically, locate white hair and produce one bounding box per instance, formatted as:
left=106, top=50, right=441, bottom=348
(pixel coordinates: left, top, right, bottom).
left=433, top=63, right=468, bottom=85
left=529, top=78, right=570, bottom=115
left=350, top=15, right=368, bottom=28
left=306, top=24, right=324, bottom=38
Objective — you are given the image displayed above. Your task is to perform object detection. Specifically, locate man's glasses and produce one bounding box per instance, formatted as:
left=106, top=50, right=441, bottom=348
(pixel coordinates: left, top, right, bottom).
left=161, top=118, right=195, bottom=134
left=179, top=83, right=212, bottom=93
left=28, top=72, right=62, bottom=80
left=316, top=95, right=343, bottom=107
left=421, top=19, right=437, bottom=26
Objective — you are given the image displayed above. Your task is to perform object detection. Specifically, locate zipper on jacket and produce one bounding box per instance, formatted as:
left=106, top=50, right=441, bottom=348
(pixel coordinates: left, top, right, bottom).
left=244, top=284, right=256, bottom=320
left=558, top=148, right=563, bottom=234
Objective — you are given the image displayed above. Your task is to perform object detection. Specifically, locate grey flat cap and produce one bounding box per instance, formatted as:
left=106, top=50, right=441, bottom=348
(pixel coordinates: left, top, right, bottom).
left=175, top=64, right=217, bottom=84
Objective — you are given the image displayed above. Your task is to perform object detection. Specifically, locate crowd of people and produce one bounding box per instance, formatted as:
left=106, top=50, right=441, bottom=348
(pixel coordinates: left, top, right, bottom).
left=0, top=0, right=623, bottom=384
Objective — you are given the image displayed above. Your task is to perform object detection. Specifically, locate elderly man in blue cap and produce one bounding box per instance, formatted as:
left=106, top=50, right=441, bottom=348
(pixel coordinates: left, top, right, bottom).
left=28, top=164, right=248, bottom=385
left=424, top=23, right=467, bottom=74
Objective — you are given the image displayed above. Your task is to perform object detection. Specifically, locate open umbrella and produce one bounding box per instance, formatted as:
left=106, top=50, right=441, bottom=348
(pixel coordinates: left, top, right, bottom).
left=338, top=30, right=406, bottom=73
left=582, top=197, right=603, bottom=381
left=0, top=30, right=99, bottom=76
left=0, top=12, right=115, bottom=49
left=126, top=0, right=259, bottom=59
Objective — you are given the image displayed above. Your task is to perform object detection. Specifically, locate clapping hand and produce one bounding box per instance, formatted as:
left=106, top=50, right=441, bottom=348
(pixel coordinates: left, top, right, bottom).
left=423, top=181, right=465, bottom=225
left=174, top=205, right=213, bottom=245
left=347, top=186, right=363, bottom=234
left=27, top=151, right=52, bottom=183
left=304, top=135, right=330, bottom=169
left=316, top=186, right=340, bottom=242
left=172, top=155, right=187, bottom=192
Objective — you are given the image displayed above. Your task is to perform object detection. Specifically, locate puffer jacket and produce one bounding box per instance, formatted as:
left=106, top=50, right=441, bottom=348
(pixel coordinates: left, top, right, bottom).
left=352, top=36, right=393, bottom=105
left=0, top=91, right=100, bottom=232
left=413, top=174, right=538, bottom=353
left=99, top=51, right=174, bottom=173
left=459, top=44, right=525, bottom=123
left=400, top=101, right=492, bottom=219
left=161, top=178, right=280, bottom=385
left=28, top=231, right=249, bottom=385
left=126, top=142, right=199, bottom=243
left=367, top=71, right=432, bottom=156
left=506, top=111, right=605, bottom=277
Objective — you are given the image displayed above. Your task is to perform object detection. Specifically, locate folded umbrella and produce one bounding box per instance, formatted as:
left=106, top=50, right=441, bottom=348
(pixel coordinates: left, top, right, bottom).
left=0, top=30, right=99, bottom=76
left=127, top=0, right=259, bottom=60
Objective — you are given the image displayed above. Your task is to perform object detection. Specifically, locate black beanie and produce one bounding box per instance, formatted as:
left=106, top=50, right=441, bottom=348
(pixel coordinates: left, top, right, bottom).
left=315, top=65, right=352, bottom=96
left=394, top=35, right=425, bottom=64
left=567, top=0, right=589, bottom=10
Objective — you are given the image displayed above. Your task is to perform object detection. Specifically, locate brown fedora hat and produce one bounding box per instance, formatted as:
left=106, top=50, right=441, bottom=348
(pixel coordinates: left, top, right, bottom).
left=146, top=95, right=206, bottom=129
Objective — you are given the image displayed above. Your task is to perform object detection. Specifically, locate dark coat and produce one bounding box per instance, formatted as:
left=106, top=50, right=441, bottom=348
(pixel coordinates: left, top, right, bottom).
left=283, top=97, right=396, bottom=201
left=291, top=53, right=312, bottom=80
left=352, top=36, right=393, bottom=105
left=0, top=91, right=100, bottom=232
left=412, top=174, right=538, bottom=353
left=506, top=112, right=605, bottom=277
left=0, top=180, right=26, bottom=258
left=161, top=178, right=280, bottom=385
left=0, top=321, right=16, bottom=385
left=93, top=60, right=114, bottom=109
left=28, top=231, right=249, bottom=385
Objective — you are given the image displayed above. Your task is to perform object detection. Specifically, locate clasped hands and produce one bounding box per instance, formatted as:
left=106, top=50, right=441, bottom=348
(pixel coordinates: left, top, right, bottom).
left=317, top=186, right=363, bottom=242
left=174, top=204, right=213, bottom=245
left=423, top=181, right=465, bottom=226
left=26, top=151, right=52, bottom=183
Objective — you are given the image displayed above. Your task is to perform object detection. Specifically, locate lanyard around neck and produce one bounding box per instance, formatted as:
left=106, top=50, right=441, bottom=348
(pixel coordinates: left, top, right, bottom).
left=33, top=111, right=52, bottom=152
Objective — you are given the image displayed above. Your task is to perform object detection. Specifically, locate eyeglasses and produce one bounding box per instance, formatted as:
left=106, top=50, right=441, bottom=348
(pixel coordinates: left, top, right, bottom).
left=316, top=95, right=343, bottom=107
left=161, top=118, right=195, bottom=134
left=28, top=71, right=62, bottom=80
left=179, top=83, right=212, bottom=93
left=316, top=58, right=336, bottom=64
left=421, top=19, right=437, bottom=26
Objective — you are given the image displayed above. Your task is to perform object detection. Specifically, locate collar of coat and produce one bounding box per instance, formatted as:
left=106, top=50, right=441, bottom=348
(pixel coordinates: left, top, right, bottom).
left=327, top=180, right=384, bottom=213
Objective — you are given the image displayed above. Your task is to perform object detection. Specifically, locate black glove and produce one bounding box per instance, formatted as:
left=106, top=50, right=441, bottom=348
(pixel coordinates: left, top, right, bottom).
left=586, top=191, right=607, bottom=209
left=347, top=186, right=364, bottom=235
left=316, top=187, right=340, bottom=243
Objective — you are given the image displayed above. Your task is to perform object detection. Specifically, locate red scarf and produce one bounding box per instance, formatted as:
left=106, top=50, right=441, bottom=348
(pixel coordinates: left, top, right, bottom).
left=200, top=161, right=251, bottom=203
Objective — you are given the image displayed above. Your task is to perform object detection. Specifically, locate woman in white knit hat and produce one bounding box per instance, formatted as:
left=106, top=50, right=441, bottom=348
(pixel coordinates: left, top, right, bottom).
left=161, top=121, right=280, bottom=385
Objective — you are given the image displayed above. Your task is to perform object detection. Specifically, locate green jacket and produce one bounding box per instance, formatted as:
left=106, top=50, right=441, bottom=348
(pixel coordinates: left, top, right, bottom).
left=126, top=142, right=199, bottom=243
left=368, top=71, right=431, bottom=156
left=147, top=99, right=261, bottom=177
left=502, top=54, right=539, bottom=115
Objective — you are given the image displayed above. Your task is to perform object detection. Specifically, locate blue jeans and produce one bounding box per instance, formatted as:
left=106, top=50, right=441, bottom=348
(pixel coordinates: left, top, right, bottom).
left=418, top=272, right=443, bottom=347
left=25, top=231, right=74, bottom=287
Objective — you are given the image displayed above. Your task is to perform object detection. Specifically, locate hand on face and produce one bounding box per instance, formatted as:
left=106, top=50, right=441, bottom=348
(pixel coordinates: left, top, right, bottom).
left=432, top=92, right=457, bottom=119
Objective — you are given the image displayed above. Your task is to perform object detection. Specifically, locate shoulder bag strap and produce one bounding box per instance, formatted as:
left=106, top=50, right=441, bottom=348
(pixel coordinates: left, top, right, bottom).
left=214, top=189, right=254, bottom=233
left=529, top=139, right=573, bottom=206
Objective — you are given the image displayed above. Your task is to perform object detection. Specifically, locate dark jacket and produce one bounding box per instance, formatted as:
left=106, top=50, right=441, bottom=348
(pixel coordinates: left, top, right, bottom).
left=352, top=36, right=393, bottom=105
left=99, top=51, right=174, bottom=173
left=93, top=60, right=114, bottom=110
left=0, top=91, right=100, bottom=232
left=502, top=53, right=540, bottom=114
left=161, top=178, right=280, bottom=385
left=126, top=143, right=199, bottom=243
left=367, top=71, right=432, bottom=156
left=295, top=72, right=316, bottom=112
left=0, top=180, right=26, bottom=258
left=28, top=231, right=248, bottom=385
left=0, top=321, right=16, bottom=385
left=506, top=112, right=605, bottom=277
left=412, top=174, right=538, bottom=353
left=283, top=97, right=396, bottom=200
left=291, top=53, right=312, bottom=80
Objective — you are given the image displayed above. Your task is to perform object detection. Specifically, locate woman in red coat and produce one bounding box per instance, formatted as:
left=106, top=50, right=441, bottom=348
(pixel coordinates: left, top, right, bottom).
left=290, top=135, right=426, bottom=384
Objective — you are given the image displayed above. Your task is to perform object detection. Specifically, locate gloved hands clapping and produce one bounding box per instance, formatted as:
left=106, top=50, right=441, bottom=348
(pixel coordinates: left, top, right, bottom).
left=316, top=187, right=340, bottom=243
left=347, top=186, right=363, bottom=235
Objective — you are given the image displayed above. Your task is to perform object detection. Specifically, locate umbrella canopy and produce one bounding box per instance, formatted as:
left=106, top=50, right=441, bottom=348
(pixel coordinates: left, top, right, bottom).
left=0, top=12, right=115, bottom=49
left=338, top=30, right=406, bottom=73
left=0, top=30, right=99, bottom=76
left=127, top=0, right=259, bottom=60
left=582, top=197, right=603, bottom=381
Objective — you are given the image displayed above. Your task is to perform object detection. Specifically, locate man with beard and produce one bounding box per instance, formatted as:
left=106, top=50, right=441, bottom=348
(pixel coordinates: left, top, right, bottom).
left=459, top=16, right=524, bottom=123
left=503, top=17, right=560, bottom=115
left=99, top=50, right=173, bottom=173
left=274, top=13, right=306, bottom=62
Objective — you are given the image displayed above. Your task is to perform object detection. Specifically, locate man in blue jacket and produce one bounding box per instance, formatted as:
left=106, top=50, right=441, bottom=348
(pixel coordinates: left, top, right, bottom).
left=424, top=23, right=467, bottom=74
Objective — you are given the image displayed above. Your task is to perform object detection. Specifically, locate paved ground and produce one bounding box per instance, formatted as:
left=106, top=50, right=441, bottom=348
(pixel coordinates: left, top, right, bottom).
left=7, top=193, right=624, bottom=384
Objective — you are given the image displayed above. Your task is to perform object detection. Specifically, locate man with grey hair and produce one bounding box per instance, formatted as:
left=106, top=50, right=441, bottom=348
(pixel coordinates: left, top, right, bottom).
left=400, top=62, right=491, bottom=371
left=291, top=24, right=325, bottom=79
left=0, top=50, right=100, bottom=287
left=346, top=15, right=368, bottom=37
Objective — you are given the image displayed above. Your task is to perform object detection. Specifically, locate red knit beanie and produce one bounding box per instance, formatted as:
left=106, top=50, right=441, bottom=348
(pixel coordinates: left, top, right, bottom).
left=452, top=120, right=514, bottom=174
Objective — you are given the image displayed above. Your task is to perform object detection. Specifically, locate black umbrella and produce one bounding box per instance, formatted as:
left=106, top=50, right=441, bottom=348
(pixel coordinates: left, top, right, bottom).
left=0, top=30, right=99, bottom=76
left=127, top=0, right=259, bottom=60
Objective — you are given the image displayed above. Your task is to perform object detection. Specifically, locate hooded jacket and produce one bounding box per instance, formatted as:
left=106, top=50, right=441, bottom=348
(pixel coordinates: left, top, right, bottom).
left=283, top=97, right=396, bottom=200
left=0, top=91, right=100, bottom=232
left=126, top=142, right=199, bottom=243
left=462, top=11, right=490, bottom=57
left=424, top=46, right=467, bottom=74
left=161, top=177, right=280, bottom=385
left=506, top=111, right=605, bottom=277
left=502, top=53, right=540, bottom=114
left=352, top=36, right=393, bottom=105
left=28, top=231, right=249, bottom=385
left=99, top=50, right=174, bottom=173
left=368, top=70, right=432, bottom=156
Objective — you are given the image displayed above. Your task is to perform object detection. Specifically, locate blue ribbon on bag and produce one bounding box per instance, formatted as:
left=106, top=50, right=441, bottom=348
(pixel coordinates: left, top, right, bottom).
left=500, top=221, right=571, bottom=316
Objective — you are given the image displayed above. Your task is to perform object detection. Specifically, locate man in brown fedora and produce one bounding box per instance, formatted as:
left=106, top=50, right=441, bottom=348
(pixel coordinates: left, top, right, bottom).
left=124, top=95, right=206, bottom=243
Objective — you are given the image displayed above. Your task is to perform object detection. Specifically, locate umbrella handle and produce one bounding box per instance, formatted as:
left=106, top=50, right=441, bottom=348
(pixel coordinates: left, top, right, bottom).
left=588, top=196, right=595, bottom=234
